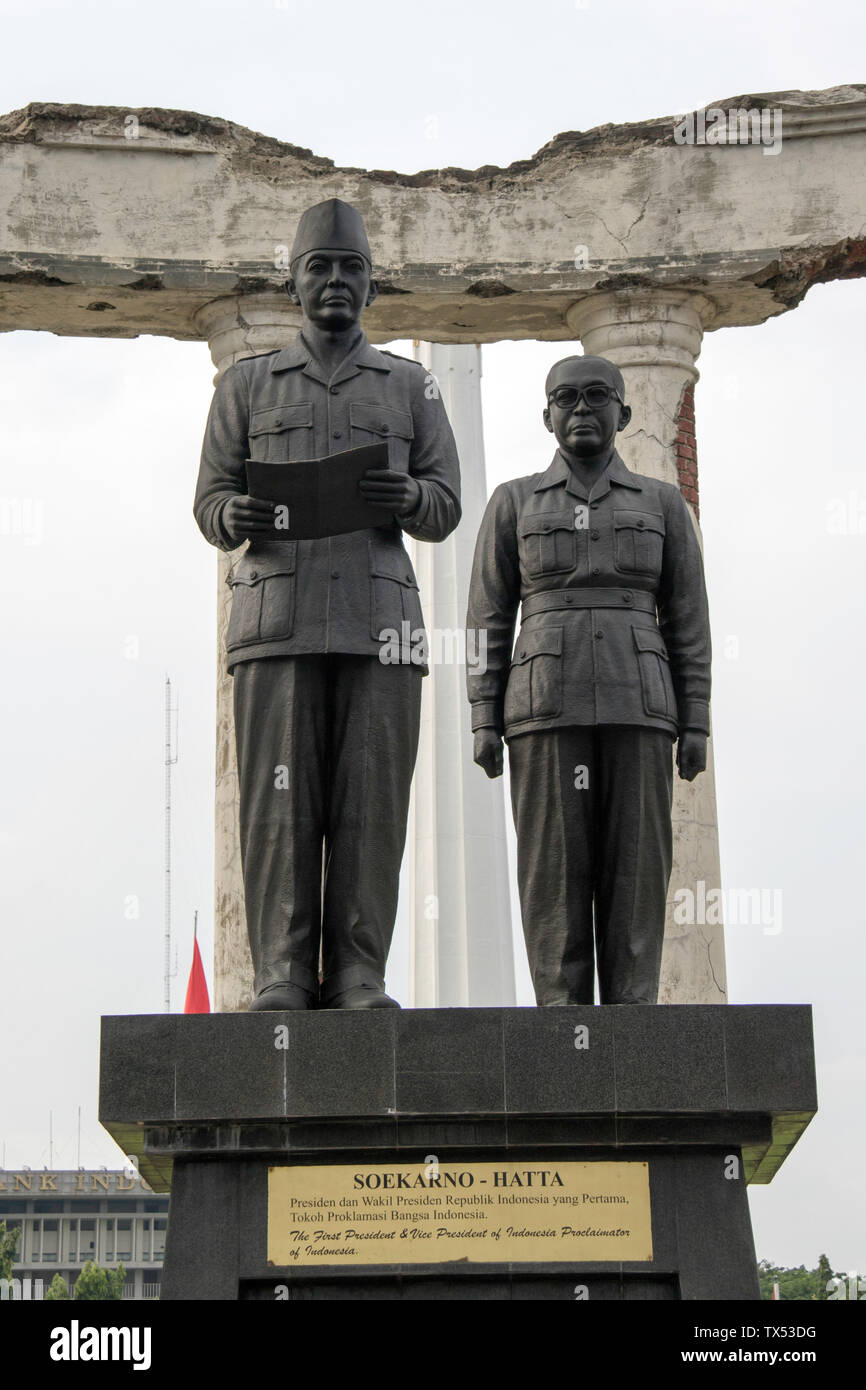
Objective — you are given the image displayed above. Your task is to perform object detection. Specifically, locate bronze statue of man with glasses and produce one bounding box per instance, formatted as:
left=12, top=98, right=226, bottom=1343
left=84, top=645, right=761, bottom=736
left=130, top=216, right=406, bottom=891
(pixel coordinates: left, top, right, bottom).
left=466, top=355, right=711, bottom=1005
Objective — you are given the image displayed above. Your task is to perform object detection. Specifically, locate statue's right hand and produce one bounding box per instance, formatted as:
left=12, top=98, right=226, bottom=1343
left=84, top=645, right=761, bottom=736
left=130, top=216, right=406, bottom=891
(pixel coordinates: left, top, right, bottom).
left=474, top=728, right=504, bottom=779
left=222, top=496, right=278, bottom=544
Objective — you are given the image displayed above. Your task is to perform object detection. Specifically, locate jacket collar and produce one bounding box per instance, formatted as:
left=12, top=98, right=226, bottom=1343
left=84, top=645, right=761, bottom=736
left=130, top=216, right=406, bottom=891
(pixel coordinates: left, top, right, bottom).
left=269, top=330, right=392, bottom=386
left=534, top=448, right=644, bottom=502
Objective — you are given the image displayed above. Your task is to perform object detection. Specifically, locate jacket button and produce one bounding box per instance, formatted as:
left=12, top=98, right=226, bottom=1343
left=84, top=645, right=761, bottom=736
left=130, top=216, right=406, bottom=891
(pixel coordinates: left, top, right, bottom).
left=637, top=518, right=645, bottom=528
left=333, top=430, right=342, bottom=439
left=380, top=423, right=390, bottom=432
left=590, top=502, right=599, bottom=510
left=595, top=630, right=604, bottom=639
left=565, top=594, right=573, bottom=603
left=622, top=591, right=633, bottom=604
left=590, top=530, right=600, bottom=540
left=331, top=570, right=340, bottom=579
left=249, top=569, right=258, bottom=580
left=405, top=574, right=412, bottom=583
left=592, top=566, right=600, bottom=576
left=330, top=386, right=340, bottom=395
left=274, top=419, right=282, bottom=427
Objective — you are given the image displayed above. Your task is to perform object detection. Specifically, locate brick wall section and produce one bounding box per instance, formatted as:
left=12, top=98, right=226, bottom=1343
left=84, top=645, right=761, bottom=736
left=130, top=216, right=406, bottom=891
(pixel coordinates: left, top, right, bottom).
left=676, top=382, right=699, bottom=519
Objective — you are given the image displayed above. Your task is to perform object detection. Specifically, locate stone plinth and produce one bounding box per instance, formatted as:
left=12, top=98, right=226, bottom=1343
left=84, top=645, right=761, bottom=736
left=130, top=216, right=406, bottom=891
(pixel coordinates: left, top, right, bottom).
left=99, top=1006, right=816, bottom=1301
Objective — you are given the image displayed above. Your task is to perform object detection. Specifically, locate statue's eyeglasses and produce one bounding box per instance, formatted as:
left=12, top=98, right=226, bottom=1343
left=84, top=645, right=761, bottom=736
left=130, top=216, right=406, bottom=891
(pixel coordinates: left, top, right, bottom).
left=547, top=384, right=624, bottom=411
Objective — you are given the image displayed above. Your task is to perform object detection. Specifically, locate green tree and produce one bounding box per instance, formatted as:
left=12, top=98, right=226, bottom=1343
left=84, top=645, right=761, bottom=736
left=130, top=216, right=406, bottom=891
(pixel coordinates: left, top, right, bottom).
left=758, top=1256, right=847, bottom=1300
left=816, top=1253, right=833, bottom=1300
left=73, top=1260, right=126, bottom=1301
left=44, top=1273, right=70, bottom=1300
left=0, top=1222, right=20, bottom=1282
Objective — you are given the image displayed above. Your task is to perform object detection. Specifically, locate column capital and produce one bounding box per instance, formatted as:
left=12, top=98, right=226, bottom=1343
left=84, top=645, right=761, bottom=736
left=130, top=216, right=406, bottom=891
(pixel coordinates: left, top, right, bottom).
left=565, top=289, right=715, bottom=380
left=194, top=292, right=302, bottom=379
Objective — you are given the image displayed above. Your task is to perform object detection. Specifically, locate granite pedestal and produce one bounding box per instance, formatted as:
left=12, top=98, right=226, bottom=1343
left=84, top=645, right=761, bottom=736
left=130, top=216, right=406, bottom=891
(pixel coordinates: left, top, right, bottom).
left=99, top=1006, right=816, bottom=1301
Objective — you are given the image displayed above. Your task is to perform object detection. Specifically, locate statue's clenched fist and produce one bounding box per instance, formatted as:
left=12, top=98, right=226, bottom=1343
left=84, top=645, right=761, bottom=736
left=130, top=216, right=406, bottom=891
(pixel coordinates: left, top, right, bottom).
left=676, top=730, right=707, bottom=782
left=473, top=728, right=504, bottom=779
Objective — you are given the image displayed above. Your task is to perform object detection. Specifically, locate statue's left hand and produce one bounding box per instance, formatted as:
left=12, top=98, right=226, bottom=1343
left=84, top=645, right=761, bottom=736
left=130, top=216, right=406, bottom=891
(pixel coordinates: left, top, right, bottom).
left=474, top=729, right=504, bottom=779
left=676, top=730, right=707, bottom=782
left=359, top=468, right=422, bottom=517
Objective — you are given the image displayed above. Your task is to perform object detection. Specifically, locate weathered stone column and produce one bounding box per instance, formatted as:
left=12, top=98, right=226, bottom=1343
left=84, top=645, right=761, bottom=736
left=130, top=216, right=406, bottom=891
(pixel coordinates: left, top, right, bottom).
left=409, top=344, right=516, bottom=1006
left=566, top=290, right=727, bottom=1003
left=194, top=293, right=301, bottom=1013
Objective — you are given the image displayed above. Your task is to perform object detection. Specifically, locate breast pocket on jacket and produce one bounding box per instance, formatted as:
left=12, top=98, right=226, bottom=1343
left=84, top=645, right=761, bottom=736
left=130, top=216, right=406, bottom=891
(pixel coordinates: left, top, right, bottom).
left=504, top=627, right=564, bottom=726
left=613, top=509, right=665, bottom=578
left=517, top=511, right=578, bottom=578
left=225, top=546, right=298, bottom=650
left=632, top=625, right=676, bottom=720
left=247, top=403, right=313, bottom=463
left=369, top=540, right=424, bottom=643
left=350, top=402, right=414, bottom=471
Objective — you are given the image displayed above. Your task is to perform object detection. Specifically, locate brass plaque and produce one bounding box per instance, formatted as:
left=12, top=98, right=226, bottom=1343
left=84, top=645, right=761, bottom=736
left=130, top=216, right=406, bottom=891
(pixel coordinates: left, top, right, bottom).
left=268, top=1160, right=652, bottom=1266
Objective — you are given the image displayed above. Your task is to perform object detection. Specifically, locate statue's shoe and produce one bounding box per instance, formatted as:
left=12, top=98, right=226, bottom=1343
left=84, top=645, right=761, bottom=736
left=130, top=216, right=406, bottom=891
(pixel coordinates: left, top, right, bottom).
left=323, top=984, right=401, bottom=1010
left=248, top=983, right=315, bottom=1011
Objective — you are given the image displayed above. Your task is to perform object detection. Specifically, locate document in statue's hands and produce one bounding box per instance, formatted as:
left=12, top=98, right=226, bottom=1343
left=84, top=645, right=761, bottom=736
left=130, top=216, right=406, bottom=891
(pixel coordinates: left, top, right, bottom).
left=246, top=443, right=394, bottom=539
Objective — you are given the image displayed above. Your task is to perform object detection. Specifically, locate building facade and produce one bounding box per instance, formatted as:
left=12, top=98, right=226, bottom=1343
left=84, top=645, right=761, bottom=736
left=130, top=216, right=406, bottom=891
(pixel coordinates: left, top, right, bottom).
left=0, top=1168, right=168, bottom=1300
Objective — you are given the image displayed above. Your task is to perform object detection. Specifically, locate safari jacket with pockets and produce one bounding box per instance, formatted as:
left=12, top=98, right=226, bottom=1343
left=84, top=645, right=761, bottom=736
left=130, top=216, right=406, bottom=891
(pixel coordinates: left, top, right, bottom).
left=193, top=332, right=461, bottom=673
left=465, top=449, right=711, bottom=740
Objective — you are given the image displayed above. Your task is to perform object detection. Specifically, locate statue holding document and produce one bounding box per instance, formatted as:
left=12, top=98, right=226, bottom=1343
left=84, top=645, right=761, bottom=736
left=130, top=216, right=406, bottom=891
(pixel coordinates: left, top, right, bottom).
left=194, top=198, right=461, bottom=1011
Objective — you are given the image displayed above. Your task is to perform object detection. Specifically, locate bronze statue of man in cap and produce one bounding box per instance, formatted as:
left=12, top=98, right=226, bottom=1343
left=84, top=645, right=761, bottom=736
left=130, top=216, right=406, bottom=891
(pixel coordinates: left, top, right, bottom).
left=466, top=355, right=710, bottom=1006
left=194, top=198, right=461, bottom=1010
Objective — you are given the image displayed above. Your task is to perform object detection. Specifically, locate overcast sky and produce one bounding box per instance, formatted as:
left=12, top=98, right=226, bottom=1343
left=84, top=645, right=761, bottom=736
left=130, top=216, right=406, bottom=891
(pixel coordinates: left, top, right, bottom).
left=1, top=0, right=864, bottom=1278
